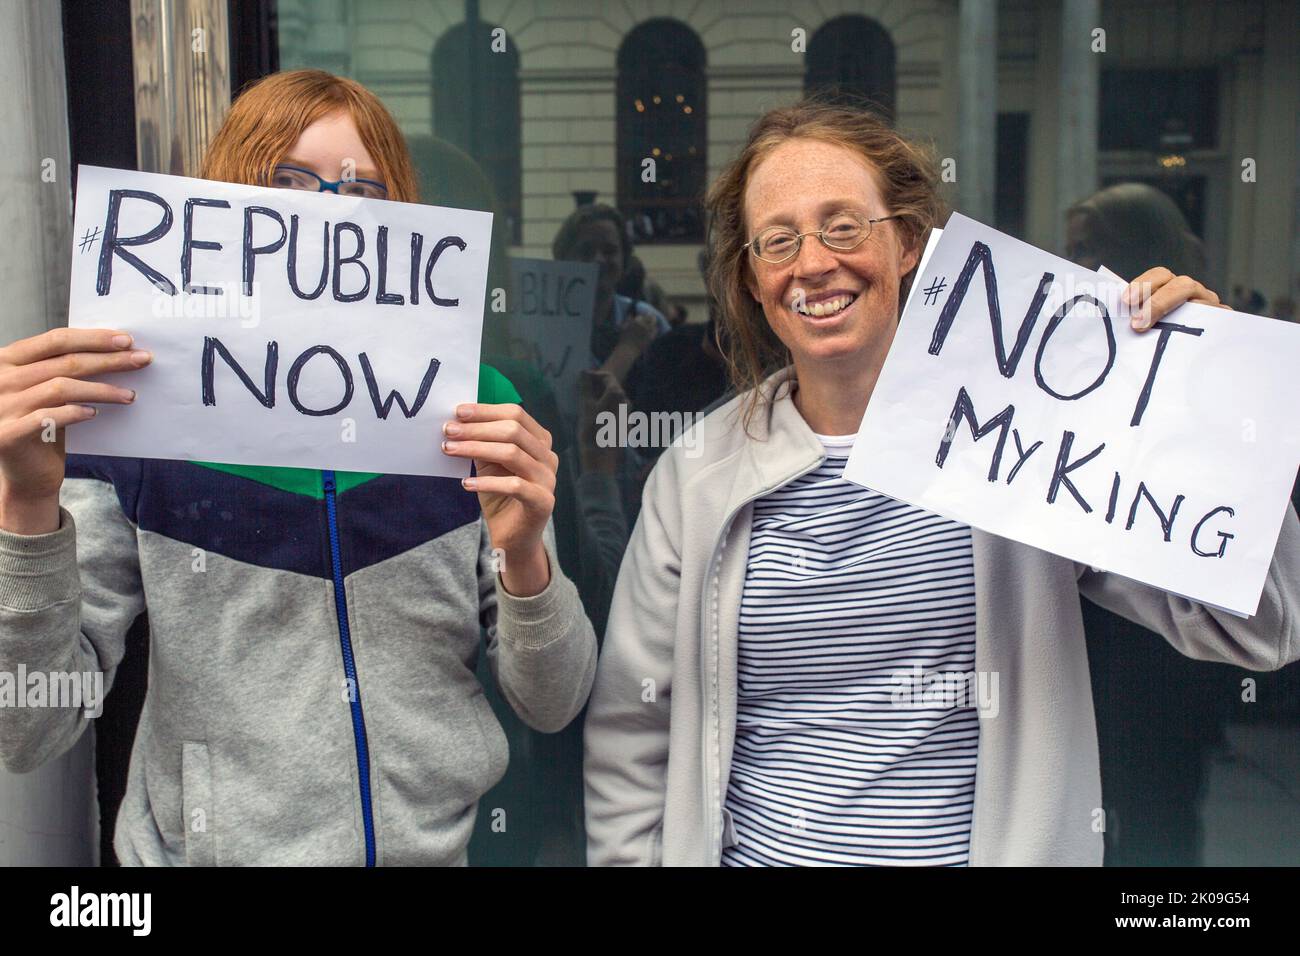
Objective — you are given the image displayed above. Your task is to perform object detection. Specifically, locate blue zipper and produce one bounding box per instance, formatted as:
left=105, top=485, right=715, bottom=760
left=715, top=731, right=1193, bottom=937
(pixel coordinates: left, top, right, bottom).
left=321, top=469, right=377, bottom=866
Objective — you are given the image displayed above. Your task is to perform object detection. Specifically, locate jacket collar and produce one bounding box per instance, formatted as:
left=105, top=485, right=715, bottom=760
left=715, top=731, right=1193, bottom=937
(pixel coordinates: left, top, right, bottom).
left=734, top=365, right=835, bottom=498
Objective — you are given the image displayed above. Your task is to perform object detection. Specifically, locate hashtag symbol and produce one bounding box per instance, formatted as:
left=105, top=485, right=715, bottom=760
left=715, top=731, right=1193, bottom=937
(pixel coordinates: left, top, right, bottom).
left=78, top=227, right=101, bottom=253
left=922, top=276, right=947, bottom=306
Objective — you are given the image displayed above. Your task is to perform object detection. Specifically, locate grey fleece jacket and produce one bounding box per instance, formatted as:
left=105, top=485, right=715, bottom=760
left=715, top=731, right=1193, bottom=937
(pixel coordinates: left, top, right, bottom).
left=0, top=458, right=596, bottom=866
left=583, top=366, right=1300, bottom=866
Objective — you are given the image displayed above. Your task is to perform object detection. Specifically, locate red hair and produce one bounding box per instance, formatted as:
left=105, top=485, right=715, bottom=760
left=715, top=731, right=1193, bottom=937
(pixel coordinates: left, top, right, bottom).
left=200, top=69, right=418, bottom=203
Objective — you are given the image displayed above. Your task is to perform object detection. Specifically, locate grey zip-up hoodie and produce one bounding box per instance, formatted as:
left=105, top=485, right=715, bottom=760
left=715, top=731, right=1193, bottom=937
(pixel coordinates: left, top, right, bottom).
left=0, top=406, right=597, bottom=864
left=583, top=366, right=1300, bottom=866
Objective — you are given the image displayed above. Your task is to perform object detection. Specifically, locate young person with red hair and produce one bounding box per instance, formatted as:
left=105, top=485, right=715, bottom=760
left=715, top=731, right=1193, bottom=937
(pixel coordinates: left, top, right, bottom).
left=0, top=70, right=596, bottom=866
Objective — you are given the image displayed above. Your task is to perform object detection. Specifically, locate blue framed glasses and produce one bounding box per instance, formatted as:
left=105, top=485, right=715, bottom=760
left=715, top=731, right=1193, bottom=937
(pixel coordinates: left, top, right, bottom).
left=270, top=164, right=388, bottom=200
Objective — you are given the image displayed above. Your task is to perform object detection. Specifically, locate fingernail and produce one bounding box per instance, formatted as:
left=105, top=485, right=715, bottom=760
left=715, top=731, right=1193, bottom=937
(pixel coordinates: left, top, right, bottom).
left=1130, top=315, right=1146, bottom=331
left=131, top=350, right=152, bottom=365
left=456, top=403, right=474, bottom=419
left=124, top=389, right=136, bottom=402
left=82, top=405, right=97, bottom=417
left=461, top=477, right=477, bottom=491
left=443, top=421, right=461, bottom=437
left=442, top=440, right=458, bottom=452
left=112, top=333, right=133, bottom=348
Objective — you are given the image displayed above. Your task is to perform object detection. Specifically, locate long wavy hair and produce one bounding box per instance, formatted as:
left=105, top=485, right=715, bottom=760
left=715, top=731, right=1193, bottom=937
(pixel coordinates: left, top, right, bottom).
left=704, top=98, right=946, bottom=429
left=200, top=69, right=419, bottom=203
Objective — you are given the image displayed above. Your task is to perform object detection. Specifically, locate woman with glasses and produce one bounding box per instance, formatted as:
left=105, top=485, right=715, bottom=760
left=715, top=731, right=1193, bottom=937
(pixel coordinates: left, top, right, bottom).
left=583, top=99, right=1300, bottom=866
left=0, top=70, right=597, bottom=865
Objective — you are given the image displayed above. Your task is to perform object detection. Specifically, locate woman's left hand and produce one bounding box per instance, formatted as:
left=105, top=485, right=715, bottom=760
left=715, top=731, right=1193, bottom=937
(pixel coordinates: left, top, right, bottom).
left=1123, top=267, right=1231, bottom=331
left=442, top=402, right=559, bottom=597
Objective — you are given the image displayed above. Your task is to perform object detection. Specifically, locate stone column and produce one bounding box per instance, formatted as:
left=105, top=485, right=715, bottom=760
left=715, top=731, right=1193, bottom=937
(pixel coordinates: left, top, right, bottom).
left=957, top=0, right=997, bottom=224
left=129, top=0, right=231, bottom=176
left=0, top=0, right=97, bottom=867
left=1055, top=0, right=1100, bottom=249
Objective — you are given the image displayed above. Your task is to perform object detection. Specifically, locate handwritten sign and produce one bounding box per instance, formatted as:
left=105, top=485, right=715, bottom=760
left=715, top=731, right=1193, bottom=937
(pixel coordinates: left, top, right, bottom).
left=845, top=212, right=1300, bottom=617
left=505, top=256, right=597, bottom=425
left=66, top=165, right=493, bottom=477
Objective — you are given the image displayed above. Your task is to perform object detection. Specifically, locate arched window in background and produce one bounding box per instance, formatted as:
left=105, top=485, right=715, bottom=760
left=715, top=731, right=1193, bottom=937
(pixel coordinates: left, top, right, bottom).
left=804, top=15, right=896, bottom=123
left=433, top=20, right=521, bottom=243
left=616, top=19, right=706, bottom=243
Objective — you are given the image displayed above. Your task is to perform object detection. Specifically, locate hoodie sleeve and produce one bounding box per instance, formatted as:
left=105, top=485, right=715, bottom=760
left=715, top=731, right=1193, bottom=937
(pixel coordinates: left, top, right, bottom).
left=1076, top=499, right=1300, bottom=670
left=478, top=516, right=597, bottom=734
left=0, top=471, right=145, bottom=772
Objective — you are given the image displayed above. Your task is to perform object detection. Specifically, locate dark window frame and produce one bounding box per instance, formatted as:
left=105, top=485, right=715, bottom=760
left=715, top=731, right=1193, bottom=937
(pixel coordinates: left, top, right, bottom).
left=616, top=18, right=707, bottom=245
left=804, top=14, right=897, bottom=124
left=432, top=19, right=523, bottom=243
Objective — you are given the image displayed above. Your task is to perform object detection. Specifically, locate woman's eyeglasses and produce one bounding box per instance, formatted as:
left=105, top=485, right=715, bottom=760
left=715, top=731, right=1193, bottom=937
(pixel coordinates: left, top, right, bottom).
left=746, top=211, right=902, bottom=264
left=270, top=164, right=388, bottom=200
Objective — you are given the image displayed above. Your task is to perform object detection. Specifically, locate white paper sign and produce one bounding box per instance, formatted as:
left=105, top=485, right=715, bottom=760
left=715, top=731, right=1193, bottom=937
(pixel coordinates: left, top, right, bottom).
left=504, top=256, right=597, bottom=425
left=845, top=212, right=1300, bottom=617
left=67, top=165, right=494, bottom=477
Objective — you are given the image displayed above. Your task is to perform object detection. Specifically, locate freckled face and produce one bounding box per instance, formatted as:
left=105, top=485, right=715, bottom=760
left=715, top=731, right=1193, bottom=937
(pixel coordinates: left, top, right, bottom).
left=742, top=138, right=918, bottom=367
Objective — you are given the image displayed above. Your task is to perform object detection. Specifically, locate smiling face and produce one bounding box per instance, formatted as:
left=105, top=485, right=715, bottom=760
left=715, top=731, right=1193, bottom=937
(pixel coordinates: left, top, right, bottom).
left=279, top=109, right=383, bottom=190
left=742, top=137, right=919, bottom=372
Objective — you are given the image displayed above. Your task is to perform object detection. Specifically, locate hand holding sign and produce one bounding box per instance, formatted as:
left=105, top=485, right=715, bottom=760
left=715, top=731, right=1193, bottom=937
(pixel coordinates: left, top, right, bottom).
left=66, top=165, right=493, bottom=478
left=0, top=328, right=151, bottom=534
left=846, top=213, right=1300, bottom=617
left=443, top=402, right=559, bottom=596
left=1122, top=266, right=1229, bottom=329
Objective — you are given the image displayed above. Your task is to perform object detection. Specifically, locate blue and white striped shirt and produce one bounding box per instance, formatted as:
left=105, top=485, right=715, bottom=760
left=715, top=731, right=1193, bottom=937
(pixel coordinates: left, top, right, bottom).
left=721, top=433, right=980, bottom=866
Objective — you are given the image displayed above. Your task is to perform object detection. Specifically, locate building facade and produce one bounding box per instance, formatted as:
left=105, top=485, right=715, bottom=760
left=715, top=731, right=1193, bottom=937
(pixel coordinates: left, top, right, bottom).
left=278, top=0, right=1300, bottom=318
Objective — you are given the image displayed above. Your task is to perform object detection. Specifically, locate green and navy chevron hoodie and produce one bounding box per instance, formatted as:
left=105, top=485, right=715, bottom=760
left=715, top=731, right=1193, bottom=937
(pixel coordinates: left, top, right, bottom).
left=0, top=365, right=598, bottom=866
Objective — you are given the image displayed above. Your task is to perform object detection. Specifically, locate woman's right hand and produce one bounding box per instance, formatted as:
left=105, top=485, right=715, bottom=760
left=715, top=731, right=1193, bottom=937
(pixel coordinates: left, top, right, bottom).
left=0, top=328, right=149, bottom=533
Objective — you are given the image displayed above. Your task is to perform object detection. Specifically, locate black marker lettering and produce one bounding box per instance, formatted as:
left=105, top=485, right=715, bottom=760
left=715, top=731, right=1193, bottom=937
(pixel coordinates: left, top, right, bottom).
left=201, top=337, right=278, bottom=407
left=1124, top=481, right=1185, bottom=541
left=1034, top=294, right=1116, bottom=400
left=1005, top=428, right=1043, bottom=485
left=242, top=206, right=286, bottom=296
left=332, top=222, right=370, bottom=303
left=96, top=189, right=177, bottom=296
left=287, top=214, right=329, bottom=300
left=1105, top=471, right=1121, bottom=524
left=359, top=353, right=440, bottom=419
left=1130, top=322, right=1204, bottom=427
left=1191, top=505, right=1236, bottom=558
left=374, top=226, right=404, bottom=305
left=928, top=240, right=1054, bottom=378
left=287, top=345, right=354, bottom=416
left=424, top=236, right=466, bottom=307
left=935, top=386, right=1015, bottom=482
left=409, top=232, right=424, bottom=306
left=1046, top=430, right=1105, bottom=513
left=181, top=198, right=230, bottom=295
